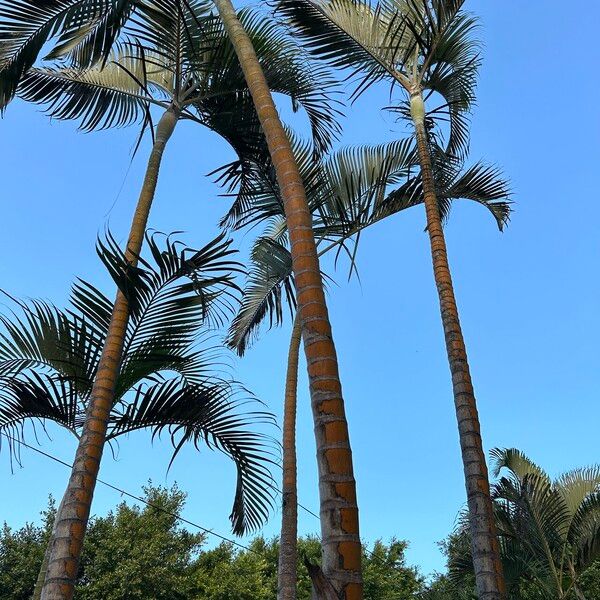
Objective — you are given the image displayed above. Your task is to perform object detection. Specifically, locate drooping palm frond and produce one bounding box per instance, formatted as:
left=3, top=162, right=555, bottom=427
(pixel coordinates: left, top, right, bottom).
left=379, top=151, right=512, bottom=230
left=0, top=0, right=93, bottom=108
left=16, top=44, right=164, bottom=131
left=109, top=377, right=276, bottom=534
left=0, top=230, right=277, bottom=535
left=227, top=236, right=295, bottom=355
left=0, top=372, right=81, bottom=454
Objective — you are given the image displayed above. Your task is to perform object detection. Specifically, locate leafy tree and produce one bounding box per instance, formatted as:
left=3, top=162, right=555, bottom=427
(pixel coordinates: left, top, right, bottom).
left=77, top=484, right=204, bottom=600
left=0, top=500, right=53, bottom=600
left=0, top=486, right=423, bottom=599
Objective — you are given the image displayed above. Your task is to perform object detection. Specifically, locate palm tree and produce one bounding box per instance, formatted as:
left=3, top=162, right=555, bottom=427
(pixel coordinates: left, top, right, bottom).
left=227, top=136, right=510, bottom=599
left=0, top=2, right=340, bottom=596
left=449, top=449, right=600, bottom=600
left=208, top=2, right=366, bottom=597
left=493, top=449, right=600, bottom=599
left=0, top=231, right=275, bottom=599
left=276, top=1, right=508, bottom=596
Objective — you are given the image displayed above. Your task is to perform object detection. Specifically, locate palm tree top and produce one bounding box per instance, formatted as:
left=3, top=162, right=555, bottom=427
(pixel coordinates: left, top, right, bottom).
left=226, top=132, right=511, bottom=355
left=1, top=1, right=342, bottom=150
left=0, top=231, right=276, bottom=536
left=276, top=0, right=480, bottom=158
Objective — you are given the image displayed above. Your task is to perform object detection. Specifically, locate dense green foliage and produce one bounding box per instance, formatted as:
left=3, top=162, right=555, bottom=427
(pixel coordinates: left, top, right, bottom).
left=0, top=485, right=422, bottom=600
left=419, top=450, right=600, bottom=600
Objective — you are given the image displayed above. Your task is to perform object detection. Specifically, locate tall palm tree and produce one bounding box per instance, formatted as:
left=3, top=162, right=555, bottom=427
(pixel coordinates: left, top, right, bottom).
left=276, top=1, right=509, bottom=597
left=0, top=2, right=339, bottom=596
left=450, top=449, right=600, bottom=600
left=227, top=136, right=510, bottom=599
left=209, top=3, right=365, bottom=598
left=0, top=231, right=275, bottom=599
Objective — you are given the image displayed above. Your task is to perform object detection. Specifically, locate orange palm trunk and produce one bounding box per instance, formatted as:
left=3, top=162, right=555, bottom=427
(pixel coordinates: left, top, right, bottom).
left=40, top=107, right=179, bottom=600
left=411, top=93, right=505, bottom=600
left=277, top=314, right=302, bottom=600
left=212, top=2, right=363, bottom=598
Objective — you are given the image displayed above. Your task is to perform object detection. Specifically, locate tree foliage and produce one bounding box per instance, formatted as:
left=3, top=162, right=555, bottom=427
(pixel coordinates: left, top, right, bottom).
left=0, top=485, right=422, bottom=599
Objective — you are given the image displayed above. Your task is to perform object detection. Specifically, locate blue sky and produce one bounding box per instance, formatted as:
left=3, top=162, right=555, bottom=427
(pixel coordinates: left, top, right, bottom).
left=1, top=0, right=599, bottom=578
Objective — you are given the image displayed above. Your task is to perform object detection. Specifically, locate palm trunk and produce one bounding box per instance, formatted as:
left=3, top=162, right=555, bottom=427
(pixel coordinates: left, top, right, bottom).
left=212, top=2, right=363, bottom=598
left=278, top=313, right=302, bottom=600
left=32, top=496, right=65, bottom=600
left=410, top=92, right=505, bottom=600
left=40, top=106, right=179, bottom=600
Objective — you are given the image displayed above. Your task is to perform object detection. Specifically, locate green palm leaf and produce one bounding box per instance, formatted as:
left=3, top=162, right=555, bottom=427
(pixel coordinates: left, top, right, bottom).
left=109, top=377, right=276, bottom=534
left=15, top=43, right=177, bottom=131
left=227, top=237, right=295, bottom=355
left=0, top=231, right=277, bottom=535
left=0, top=0, right=90, bottom=108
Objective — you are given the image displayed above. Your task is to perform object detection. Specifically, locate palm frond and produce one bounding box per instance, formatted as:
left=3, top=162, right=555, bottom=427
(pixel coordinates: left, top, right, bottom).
left=0, top=298, right=101, bottom=396
left=45, top=0, right=136, bottom=67
left=0, top=0, right=89, bottom=108
left=444, top=161, right=511, bottom=230
left=217, top=132, right=319, bottom=231
left=227, top=237, right=295, bottom=356
left=491, top=448, right=550, bottom=484
left=0, top=372, right=81, bottom=461
left=568, top=489, right=600, bottom=570
left=192, top=5, right=342, bottom=194
left=109, top=377, right=277, bottom=535
left=313, top=137, right=417, bottom=239
left=276, top=0, right=414, bottom=95
left=16, top=45, right=166, bottom=131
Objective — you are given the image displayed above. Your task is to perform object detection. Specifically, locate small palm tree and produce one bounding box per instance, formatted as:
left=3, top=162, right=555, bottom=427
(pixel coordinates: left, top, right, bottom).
left=0, top=232, right=275, bottom=598
left=492, top=449, right=600, bottom=599
left=449, top=449, right=600, bottom=600
left=226, top=135, right=510, bottom=599
left=0, top=2, right=340, bottom=596
left=276, top=1, right=509, bottom=596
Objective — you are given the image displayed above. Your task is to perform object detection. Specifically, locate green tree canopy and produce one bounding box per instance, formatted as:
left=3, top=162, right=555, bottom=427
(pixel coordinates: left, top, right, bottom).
left=0, top=484, right=422, bottom=599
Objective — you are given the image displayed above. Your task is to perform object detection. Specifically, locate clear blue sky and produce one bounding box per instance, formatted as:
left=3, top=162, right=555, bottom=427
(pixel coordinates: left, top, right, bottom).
left=0, top=0, right=598, bottom=578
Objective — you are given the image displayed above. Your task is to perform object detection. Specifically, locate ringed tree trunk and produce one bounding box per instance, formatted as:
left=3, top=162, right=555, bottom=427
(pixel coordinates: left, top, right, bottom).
left=40, top=106, right=179, bottom=600
left=212, top=2, right=363, bottom=598
left=410, top=91, right=506, bottom=600
left=277, top=314, right=302, bottom=600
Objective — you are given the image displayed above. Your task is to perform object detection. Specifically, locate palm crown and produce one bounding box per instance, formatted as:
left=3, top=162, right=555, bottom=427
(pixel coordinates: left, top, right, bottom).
left=0, top=232, right=275, bottom=535
left=3, top=0, right=340, bottom=161
left=277, top=0, right=478, bottom=158
left=226, top=134, right=510, bottom=354
left=492, top=449, right=600, bottom=598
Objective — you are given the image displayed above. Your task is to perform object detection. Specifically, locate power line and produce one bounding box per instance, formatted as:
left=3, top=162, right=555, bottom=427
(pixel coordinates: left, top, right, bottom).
left=2, top=432, right=389, bottom=566
left=0, top=432, right=255, bottom=554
